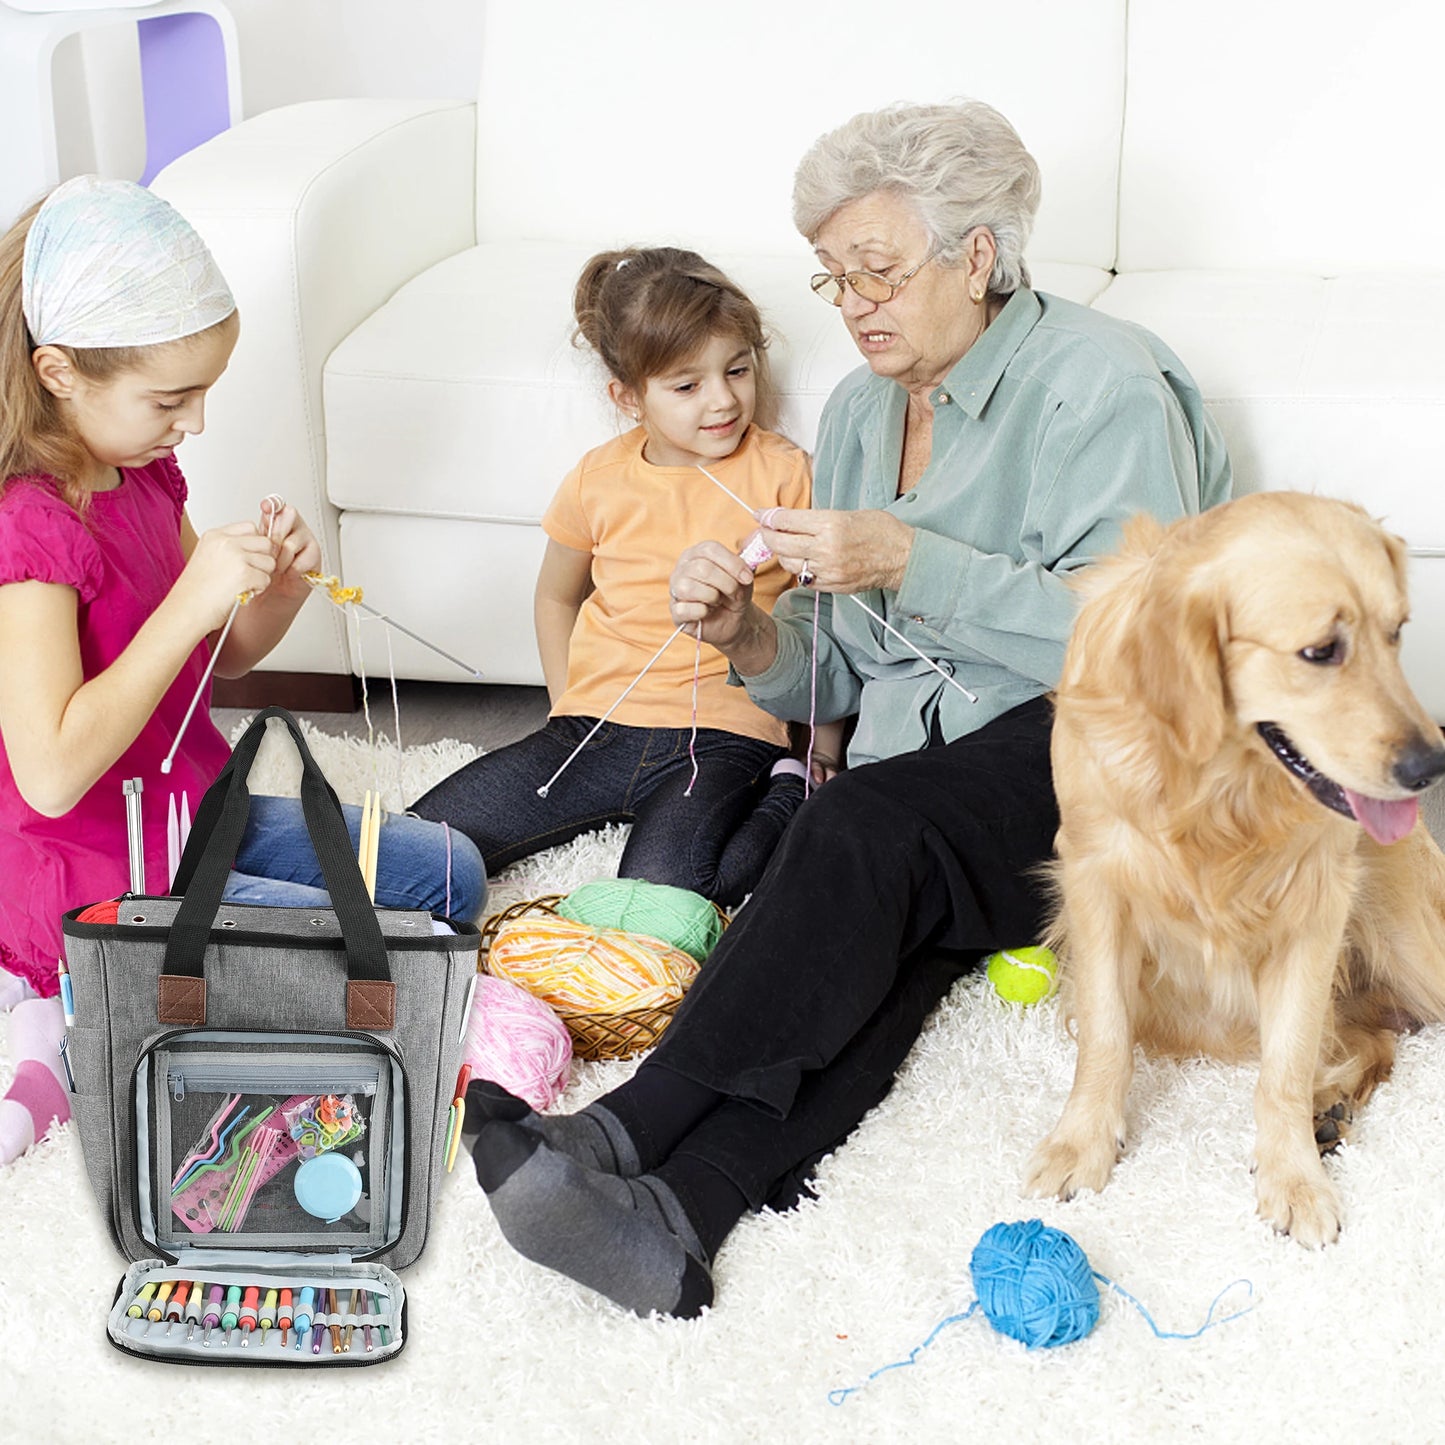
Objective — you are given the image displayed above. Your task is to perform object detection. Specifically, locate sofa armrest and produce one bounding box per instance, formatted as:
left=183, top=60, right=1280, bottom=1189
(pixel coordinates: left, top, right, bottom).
left=152, top=98, right=477, bottom=675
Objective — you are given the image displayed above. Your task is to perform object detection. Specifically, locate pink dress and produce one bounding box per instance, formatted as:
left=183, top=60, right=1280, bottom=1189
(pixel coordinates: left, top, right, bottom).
left=0, top=458, right=231, bottom=996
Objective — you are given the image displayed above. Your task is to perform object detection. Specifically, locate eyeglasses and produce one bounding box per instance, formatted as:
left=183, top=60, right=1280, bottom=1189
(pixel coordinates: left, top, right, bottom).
left=809, top=250, right=939, bottom=307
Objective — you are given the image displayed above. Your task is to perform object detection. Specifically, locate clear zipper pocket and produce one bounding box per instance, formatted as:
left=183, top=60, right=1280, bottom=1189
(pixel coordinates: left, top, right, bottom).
left=141, top=1032, right=403, bottom=1256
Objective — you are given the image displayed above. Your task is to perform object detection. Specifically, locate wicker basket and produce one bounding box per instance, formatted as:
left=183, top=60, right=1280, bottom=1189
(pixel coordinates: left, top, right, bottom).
left=476, top=893, right=728, bottom=1062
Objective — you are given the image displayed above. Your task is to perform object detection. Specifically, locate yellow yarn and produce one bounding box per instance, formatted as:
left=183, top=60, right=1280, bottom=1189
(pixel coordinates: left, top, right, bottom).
left=488, top=916, right=699, bottom=1016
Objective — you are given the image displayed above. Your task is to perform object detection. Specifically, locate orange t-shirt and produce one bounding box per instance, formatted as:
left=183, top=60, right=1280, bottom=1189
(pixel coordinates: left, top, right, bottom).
left=542, top=425, right=812, bottom=744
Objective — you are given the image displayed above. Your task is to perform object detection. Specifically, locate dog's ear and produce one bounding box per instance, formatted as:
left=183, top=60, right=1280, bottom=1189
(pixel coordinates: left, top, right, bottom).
left=1120, top=564, right=1228, bottom=763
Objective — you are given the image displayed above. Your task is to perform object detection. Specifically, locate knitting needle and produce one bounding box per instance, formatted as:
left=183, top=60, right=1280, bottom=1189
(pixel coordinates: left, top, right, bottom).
left=303, top=573, right=483, bottom=679
left=694, top=465, right=977, bottom=703
left=345, top=1287, right=359, bottom=1352
left=358, top=790, right=381, bottom=901
left=122, top=777, right=146, bottom=892
left=166, top=792, right=180, bottom=892
left=161, top=593, right=244, bottom=774
left=536, top=623, right=689, bottom=797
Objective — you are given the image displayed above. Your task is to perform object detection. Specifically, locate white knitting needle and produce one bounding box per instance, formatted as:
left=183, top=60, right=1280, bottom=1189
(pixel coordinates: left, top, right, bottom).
left=162, top=496, right=289, bottom=775
left=693, top=465, right=976, bottom=703
left=161, top=595, right=242, bottom=773
left=536, top=624, right=689, bottom=797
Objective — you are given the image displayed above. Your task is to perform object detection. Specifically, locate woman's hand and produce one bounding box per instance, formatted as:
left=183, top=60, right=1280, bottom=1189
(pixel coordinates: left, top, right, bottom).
left=174, top=522, right=277, bottom=632
left=668, top=541, right=779, bottom=676
left=760, top=507, right=915, bottom=593
left=258, top=497, right=322, bottom=604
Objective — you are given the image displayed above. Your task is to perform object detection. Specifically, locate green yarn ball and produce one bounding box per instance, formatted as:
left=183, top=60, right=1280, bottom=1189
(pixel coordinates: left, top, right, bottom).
left=557, top=879, right=723, bottom=962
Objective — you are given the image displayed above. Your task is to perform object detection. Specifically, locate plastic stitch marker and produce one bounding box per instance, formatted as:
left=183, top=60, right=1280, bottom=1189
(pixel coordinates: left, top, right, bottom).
left=201, top=1283, right=223, bottom=1346
left=124, top=1281, right=157, bottom=1333
left=221, top=1283, right=242, bottom=1345
left=258, top=1288, right=277, bottom=1346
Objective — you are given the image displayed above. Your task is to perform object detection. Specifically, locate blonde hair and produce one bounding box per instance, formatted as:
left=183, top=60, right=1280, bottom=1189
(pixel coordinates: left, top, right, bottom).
left=792, top=99, right=1042, bottom=297
left=573, top=247, right=778, bottom=431
left=0, top=201, right=230, bottom=511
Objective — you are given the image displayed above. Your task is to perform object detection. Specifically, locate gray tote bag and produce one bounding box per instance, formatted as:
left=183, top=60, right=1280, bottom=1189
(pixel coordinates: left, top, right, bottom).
left=61, top=707, right=479, bottom=1366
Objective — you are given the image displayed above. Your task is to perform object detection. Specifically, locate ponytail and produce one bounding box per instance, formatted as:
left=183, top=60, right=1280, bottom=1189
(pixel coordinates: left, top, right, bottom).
left=572, top=246, right=778, bottom=431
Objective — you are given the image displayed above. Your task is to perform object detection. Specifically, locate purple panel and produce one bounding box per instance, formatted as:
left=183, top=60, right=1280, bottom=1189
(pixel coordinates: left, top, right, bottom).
left=137, top=12, right=232, bottom=185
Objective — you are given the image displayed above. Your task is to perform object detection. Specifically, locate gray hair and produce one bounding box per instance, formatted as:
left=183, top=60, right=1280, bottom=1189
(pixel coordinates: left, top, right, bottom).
left=792, top=99, right=1042, bottom=296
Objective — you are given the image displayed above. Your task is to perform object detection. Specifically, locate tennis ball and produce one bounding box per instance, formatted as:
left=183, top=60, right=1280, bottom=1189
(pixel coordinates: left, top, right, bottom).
left=985, top=946, right=1058, bottom=1006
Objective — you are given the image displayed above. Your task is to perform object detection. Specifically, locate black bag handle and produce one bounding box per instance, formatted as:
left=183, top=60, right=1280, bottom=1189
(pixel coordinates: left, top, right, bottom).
left=159, top=707, right=394, bottom=1030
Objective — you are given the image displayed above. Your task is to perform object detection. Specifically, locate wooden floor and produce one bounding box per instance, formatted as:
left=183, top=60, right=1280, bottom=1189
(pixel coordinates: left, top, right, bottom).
left=211, top=679, right=550, bottom=753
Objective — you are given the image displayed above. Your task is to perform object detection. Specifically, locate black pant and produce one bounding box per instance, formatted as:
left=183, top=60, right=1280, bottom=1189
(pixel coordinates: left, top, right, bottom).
left=639, top=695, right=1059, bottom=1210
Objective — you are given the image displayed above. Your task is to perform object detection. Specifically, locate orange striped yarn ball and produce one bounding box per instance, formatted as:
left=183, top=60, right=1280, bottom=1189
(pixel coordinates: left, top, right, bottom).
left=487, top=915, right=700, bottom=1016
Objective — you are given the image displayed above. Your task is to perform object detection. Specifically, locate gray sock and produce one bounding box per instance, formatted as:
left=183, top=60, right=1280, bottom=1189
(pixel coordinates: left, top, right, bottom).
left=472, top=1121, right=713, bottom=1319
left=463, top=1080, right=641, bottom=1175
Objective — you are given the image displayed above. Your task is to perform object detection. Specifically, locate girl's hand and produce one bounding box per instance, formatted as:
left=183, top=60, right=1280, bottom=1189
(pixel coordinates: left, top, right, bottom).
left=759, top=507, right=915, bottom=593
left=175, top=522, right=277, bottom=632
left=258, top=497, right=322, bottom=603
left=668, top=541, right=778, bottom=674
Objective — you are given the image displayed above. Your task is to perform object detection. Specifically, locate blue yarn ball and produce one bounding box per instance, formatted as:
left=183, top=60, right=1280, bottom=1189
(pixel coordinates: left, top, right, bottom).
left=968, top=1220, right=1100, bottom=1348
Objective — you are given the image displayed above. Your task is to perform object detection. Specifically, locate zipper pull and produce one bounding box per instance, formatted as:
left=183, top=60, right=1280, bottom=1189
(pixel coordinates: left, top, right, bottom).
left=171, top=1072, right=185, bottom=1102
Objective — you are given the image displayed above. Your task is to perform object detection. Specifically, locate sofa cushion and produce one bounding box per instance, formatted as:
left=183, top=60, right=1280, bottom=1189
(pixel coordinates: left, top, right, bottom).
left=324, top=242, right=1112, bottom=525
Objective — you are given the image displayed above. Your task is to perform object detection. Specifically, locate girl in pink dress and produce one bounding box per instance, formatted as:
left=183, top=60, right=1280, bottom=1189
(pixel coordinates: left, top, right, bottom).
left=0, top=177, right=481, bottom=1165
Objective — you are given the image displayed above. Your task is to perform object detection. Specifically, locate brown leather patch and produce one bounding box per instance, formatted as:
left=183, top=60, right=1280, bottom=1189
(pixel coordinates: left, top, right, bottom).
left=158, top=975, right=206, bottom=1026
left=347, top=979, right=395, bottom=1031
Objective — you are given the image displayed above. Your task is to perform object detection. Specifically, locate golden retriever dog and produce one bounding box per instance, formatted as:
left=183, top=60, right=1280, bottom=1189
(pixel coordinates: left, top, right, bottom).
left=1023, top=491, right=1445, bottom=1247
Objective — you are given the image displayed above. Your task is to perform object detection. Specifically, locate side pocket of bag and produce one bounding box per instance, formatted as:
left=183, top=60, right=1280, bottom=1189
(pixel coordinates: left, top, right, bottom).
left=65, top=1024, right=121, bottom=1246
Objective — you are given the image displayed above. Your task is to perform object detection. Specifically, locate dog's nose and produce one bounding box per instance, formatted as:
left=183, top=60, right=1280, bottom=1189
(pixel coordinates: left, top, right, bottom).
left=1393, top=733, right=1445, bottom=793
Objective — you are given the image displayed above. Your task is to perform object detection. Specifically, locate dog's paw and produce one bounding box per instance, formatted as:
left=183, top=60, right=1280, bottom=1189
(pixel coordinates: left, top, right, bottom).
left=1022, top=1129, right=1122, bottom=1201
left=1255, top=1165, right=1342, bottom=1247
left=1312, top=1099, right=1353, bottom=1156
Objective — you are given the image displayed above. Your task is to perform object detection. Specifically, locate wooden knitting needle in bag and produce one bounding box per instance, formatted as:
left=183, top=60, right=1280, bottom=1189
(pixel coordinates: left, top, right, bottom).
left=358, top=789, right=381, bottom=902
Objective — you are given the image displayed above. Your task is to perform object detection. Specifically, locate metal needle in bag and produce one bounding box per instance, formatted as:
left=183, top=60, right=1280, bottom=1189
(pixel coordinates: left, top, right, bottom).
left=123, top=777, right=146, bottom=893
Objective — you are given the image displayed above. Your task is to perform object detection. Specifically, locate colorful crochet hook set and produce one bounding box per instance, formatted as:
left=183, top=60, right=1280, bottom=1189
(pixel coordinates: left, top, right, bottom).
left=119, top=1275, right=399, bottom=1357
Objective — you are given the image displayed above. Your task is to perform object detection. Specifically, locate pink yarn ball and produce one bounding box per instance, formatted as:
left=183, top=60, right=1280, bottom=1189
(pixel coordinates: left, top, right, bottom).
left=463, top=973, right=573, bottom=1111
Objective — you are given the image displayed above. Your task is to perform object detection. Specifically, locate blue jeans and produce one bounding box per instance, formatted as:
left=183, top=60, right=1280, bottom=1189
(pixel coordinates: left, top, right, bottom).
left=220, top=794, right=486, bottom=921
left=411, top=717, right=800, bottom=907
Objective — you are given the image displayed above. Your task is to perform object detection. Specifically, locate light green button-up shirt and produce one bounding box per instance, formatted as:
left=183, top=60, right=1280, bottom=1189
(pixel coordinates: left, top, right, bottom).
left=740, top=288, right=1233, bottom=765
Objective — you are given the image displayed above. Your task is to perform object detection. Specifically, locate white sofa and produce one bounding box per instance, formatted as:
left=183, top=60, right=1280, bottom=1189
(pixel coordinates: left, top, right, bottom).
left=152, top=0, right=1445, bottom=717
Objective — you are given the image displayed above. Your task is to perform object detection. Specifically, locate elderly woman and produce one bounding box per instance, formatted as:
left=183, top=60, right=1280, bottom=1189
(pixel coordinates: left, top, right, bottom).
left=468, top=100, right=1232, bottom=1317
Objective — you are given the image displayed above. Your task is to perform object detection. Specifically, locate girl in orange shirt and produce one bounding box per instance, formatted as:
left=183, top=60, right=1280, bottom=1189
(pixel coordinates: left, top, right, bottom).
left=415, top=248, right=840, bottom=905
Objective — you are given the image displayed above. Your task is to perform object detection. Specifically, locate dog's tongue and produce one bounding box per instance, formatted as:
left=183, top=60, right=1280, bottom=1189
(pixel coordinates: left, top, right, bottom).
left=1345, top=789, right=1419, bottom=845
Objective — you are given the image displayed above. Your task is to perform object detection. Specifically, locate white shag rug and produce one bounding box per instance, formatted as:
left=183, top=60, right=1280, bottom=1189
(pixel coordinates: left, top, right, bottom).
left=5, top=720, right=1444, bottom=1443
